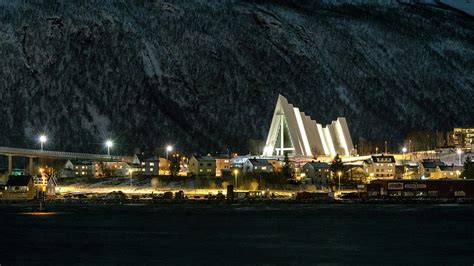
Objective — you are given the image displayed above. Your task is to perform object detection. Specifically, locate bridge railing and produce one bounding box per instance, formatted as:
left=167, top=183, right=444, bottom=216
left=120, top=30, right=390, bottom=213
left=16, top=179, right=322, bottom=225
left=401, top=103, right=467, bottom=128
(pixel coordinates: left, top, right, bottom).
left=0, top=146, right=133, bottom=162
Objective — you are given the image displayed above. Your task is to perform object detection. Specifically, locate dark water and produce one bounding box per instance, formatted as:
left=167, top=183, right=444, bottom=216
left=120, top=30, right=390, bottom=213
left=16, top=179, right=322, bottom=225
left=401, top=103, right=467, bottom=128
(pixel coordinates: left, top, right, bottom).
left=1, top=203, right=474, bottom=265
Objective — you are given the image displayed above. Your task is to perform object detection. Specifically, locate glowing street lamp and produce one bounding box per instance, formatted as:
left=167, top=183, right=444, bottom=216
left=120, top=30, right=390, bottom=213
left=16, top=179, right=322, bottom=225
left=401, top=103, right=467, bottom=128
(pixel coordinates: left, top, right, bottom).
left=402, top=147, right=407, bottom=161
left=105, top=140, right=113, bottom=156
left=39, top=135, right=47, bottom=151
left=457, top=149, right=463, bottom=166
left=233, top=169, right=239, bottom=190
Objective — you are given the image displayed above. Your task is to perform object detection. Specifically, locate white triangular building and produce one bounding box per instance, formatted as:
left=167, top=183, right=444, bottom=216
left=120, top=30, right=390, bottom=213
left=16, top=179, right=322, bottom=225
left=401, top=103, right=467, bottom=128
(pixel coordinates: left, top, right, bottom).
left=262, top=95, right=354, bottom=157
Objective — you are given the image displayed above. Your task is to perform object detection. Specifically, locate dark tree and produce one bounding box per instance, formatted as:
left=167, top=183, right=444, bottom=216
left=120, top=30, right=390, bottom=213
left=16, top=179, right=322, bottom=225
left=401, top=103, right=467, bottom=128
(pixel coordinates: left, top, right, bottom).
left=170, top=153, right=181, bottom=177
left=461, top=157, right=474, bottom=179
left=281, top=152, right=292, bottom=179
left=330, top=154, right=344, bottom=175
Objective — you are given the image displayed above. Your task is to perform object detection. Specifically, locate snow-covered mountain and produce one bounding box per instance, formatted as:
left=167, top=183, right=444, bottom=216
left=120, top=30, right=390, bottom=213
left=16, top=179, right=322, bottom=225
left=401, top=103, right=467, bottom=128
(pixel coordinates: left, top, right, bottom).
left=0, top=0, right=473, bottom=154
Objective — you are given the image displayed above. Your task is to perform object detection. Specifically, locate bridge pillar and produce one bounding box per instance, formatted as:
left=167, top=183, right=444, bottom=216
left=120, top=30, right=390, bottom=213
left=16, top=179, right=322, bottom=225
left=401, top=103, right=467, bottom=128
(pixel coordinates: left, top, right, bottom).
left=8, top=155, right=12, bottom=176
left=28, top=157, right=34, bottom=175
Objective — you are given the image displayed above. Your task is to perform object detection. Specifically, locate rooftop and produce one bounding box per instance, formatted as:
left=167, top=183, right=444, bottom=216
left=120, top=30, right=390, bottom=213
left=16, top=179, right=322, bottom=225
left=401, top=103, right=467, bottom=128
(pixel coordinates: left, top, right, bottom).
left=6, top=175, right=32, bottom=187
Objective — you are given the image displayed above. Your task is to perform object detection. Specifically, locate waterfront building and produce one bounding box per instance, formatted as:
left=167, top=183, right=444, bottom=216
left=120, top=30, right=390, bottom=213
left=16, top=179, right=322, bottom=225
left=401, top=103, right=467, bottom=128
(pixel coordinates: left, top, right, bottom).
left=215, top=155, right=232, bottom=177
left=142, top=156, right=160, bottom=176
left=189, top=155, right=216, bottom=176
left=363, top=155, right=396, bottom=179
left=3, top=175, right=36, bottom=200
left=448, top=128, right=474, bottom=149
left=420, top=159, right=446, bottom=178
left=64, top=160, right=95, bottom=178
left=301, top=161, right=331, bottom=183
left=366, top=179, right=474, bottom=198
left=262, top=95, right=354, bottom=157
left=242, top=159, right=274, bottom=173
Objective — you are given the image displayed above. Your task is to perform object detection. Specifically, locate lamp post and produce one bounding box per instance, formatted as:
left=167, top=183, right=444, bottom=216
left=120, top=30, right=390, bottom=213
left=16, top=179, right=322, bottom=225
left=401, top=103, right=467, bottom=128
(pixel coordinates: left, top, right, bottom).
left=105, top=140, right=113, bottom=156
left=457, top=149, right=463, bottom=166
left=166, top=145, right=173, bottom=160
left=39, top=135, right=47, bottom=151
left=233, top=169, right=239, bottom=190
left=402, top=147, right=407, bottom=161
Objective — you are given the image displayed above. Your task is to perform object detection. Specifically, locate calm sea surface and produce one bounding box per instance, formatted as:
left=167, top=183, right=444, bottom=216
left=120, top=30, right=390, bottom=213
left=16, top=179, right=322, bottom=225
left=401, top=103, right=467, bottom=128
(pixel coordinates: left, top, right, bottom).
left=1, top=203, right=473, bottom=265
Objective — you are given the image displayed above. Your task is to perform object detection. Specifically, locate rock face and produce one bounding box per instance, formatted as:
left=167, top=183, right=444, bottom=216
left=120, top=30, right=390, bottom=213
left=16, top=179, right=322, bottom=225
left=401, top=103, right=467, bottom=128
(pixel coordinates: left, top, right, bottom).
left=0, top=0, right=472, bottom=154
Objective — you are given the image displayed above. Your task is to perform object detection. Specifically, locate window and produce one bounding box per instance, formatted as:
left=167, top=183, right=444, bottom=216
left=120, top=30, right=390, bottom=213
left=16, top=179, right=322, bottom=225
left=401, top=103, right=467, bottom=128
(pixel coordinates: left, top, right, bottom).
left=150, top=168, right=154, bottom=172
left=454, top=191, right=466, bottom=197
left=389, top=191, right=402, bottom=197
left=141, top=162, right=145, bottom=166
left=207, top=163, right=212, bottom=166
left=262, top=167, right=267, bottom=170
left=199, top=169, right=203, bottom=172
left=403, top=191, right=415, bottom=197
left=75, top=172, right=79, bottom=175
left=200, top=163, right=203, bottom=167
left=428, top=191, right=439, bottom=197
left=150, top=162, right=155, bottom=166
left=82, top=172, right=85, bottom=175
left=207, top=169, right=211, bottom=172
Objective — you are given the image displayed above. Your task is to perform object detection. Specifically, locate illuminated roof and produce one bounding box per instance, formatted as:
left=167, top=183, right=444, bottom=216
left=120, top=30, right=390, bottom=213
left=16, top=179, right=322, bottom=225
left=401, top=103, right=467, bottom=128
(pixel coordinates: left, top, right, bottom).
left=263, top=95, right=354, bottom=157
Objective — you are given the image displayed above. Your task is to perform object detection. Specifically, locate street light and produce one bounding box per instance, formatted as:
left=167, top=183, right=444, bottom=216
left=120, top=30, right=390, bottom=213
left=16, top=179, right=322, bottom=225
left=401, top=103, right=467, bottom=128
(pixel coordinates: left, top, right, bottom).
left=233, top=169, right=239, bottom=190
left=105, top=140, right=113, bottom=156
left=402, top=147, right=407, bottom=162
left=39, top=135, right=47, bottom=151
left=166, top=145, right=173, bottom=159
left=457, top=149, right=463, bottom=166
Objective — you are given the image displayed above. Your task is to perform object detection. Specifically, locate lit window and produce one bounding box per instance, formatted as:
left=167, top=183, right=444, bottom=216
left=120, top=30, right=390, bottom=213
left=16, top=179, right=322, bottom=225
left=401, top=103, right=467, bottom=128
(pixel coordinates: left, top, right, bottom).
left=150, top=163, right=155, bottom=166
left=199, top=169, right=203, bottom=172
left=75, top=172, right=79, bottom=175
left=262, top=167, right=267, bottom=170
left=82, top=172, right=85, bottom=175
left=150, top=168, right=154, bottom=172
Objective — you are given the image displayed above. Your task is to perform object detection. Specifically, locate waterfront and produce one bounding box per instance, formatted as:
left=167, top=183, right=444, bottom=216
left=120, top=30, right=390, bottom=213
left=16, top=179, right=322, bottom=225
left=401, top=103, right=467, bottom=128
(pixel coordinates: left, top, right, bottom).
left=1, top=204, right=473, bottom=265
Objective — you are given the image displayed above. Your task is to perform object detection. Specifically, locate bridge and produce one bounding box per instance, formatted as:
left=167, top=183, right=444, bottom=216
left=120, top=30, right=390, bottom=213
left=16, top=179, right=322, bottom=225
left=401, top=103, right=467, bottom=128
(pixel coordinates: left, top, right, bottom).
left=0, top=146, right=134, bottom=175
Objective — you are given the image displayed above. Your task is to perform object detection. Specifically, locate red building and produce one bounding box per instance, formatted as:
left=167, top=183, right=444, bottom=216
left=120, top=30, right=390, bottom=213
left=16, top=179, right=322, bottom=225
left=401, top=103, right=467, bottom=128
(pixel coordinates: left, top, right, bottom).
left=366, top=179, right=474, bottom=198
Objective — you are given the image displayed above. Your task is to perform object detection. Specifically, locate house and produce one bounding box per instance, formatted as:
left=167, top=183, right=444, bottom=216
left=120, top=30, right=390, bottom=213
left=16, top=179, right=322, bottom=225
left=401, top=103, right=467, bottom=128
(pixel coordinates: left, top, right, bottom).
left=363, top=155, right=396, bottom=179
left=45, top=177, right=57, bottom=198
left=243, top=159, right=274, bottom=174
left=133, top=153, right=147, bottom=167
left=215, top=155, right=232, bottom=177
left=101, top=162, right=132, bottom=177
left=64, top=160, right=95, bottom=178
left=432, top=165, right=463, bottom=179
left=3, top=175, right=36, bottom=200
left=189, top=155, right=216, bottom=176
left=159, top=158, right=170, bottom=176
left=34, top=175, right=58, bottom=198
left=141, top=156, right=160, bottom=176
left=302, top=161, right=331, bottom=183
left=420, top=159, right=446, bottom=178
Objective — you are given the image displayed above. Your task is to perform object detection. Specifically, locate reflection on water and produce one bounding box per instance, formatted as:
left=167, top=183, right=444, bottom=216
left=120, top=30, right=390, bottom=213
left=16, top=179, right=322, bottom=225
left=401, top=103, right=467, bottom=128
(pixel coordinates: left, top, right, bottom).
left=17, top=212, right=65, bottom=216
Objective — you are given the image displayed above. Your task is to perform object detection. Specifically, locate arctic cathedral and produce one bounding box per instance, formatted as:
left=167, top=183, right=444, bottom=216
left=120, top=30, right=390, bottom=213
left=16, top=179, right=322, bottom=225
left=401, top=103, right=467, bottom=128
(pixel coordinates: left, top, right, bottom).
left=263, top=95, right=354, bottom=158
